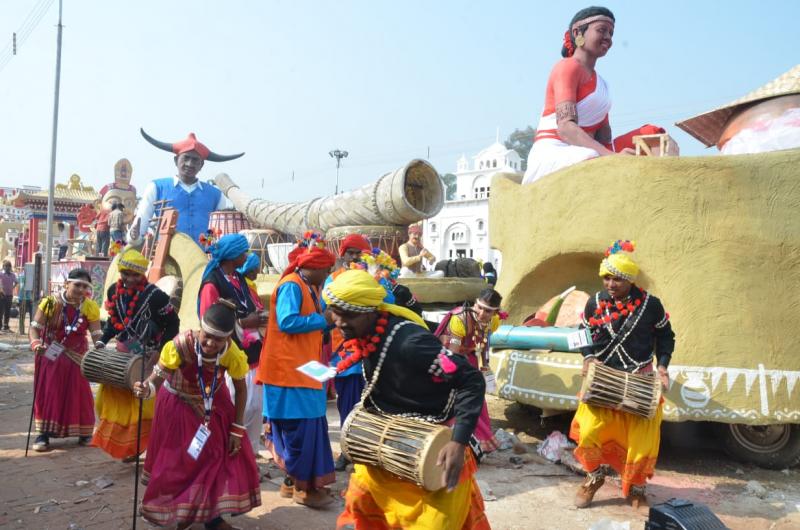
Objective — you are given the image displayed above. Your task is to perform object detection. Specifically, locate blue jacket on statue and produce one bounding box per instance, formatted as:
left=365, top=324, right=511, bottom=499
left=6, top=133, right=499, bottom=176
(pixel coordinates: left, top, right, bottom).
left=153, top=178, right=222, bottom=244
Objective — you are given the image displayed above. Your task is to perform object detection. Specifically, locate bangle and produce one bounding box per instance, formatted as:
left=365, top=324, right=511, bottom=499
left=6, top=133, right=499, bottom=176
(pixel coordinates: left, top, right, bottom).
left=231, top=422, right=245, bottom=430
left=30, top=340, right=41, bottom=352
left=31, top=321, right=43, bottom=330
left=229, top=431, right=243, bottom=438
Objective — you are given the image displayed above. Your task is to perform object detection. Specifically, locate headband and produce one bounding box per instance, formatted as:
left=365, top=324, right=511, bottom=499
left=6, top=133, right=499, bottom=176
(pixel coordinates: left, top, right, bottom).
left=571, top=15, right=614, bottom=31
left=200, top=319, right=234, bottom=337
left=66, top=279, right=93, bottom=288
left=476, top=299, right=500, bottom=311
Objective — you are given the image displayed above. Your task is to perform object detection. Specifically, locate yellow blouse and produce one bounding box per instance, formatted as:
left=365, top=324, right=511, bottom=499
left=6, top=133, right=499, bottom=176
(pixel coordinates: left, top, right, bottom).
left=38, top=295, right=100, bottom=322
left=448, top=312, right=500, bottom=338
left=158, top=338, right=249, bottom=379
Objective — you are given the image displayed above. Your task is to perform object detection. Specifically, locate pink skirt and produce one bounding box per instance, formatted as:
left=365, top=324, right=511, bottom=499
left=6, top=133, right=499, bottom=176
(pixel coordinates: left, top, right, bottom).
left=465, top=353, right=499, bottom=452
left=141, top=384, right=261, bottom=526
left=34, top=353, right=95, bottom=437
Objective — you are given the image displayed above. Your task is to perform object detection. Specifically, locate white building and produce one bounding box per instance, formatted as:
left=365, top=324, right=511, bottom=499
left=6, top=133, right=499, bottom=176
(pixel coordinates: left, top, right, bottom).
left=422, top=135, right=522, bottom=270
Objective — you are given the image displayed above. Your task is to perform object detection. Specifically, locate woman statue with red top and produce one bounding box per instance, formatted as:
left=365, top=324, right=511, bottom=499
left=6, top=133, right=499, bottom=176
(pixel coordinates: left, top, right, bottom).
left=523, top=6, right=635, bottom=184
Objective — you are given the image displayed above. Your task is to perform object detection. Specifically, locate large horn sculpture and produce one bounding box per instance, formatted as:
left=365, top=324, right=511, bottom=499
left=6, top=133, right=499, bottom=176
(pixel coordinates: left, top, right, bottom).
left=213, top=159, right=444, bottom=236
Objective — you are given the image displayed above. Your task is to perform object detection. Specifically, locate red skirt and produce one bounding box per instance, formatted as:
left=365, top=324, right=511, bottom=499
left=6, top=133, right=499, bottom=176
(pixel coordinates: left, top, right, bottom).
left=34, top=353, right=95, bottom=437
left=141, top=384, right=261, bottom=526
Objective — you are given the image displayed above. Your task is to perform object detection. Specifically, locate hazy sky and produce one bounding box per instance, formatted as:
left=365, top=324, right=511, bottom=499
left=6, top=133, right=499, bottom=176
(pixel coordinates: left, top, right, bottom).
left=1, top=1, right=798, bottom=203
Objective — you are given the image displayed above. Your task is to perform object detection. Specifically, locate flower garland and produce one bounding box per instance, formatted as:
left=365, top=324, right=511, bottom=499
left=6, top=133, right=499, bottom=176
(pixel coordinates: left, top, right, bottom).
left=199, top=228, right=222, bottom=253
left=108, top=240, right=124, bottom=257
left=349, top=248, right=400, bottom=289
left=335, top=311, right=389, bottom=373
left=105, top=279, right=147, bottom=331
left=586, top=294, right=643, bottom=328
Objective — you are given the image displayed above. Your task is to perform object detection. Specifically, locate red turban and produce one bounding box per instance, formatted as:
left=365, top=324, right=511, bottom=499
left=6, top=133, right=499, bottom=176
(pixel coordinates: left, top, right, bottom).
left=339, top=234, right=371, bottom=257
left=408, top=224, right=422, bottom=235
left=282, top=244, right=336, bottom=278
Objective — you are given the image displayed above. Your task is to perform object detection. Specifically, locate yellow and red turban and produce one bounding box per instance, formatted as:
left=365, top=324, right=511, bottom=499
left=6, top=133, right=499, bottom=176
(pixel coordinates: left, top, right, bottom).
left=339, top=234, right=372, bottom=257
left=323, top=269, right=427, bottom=328
left=118, top=248, right=149, bottom=275
left=598, top=239, right=639, bottom=281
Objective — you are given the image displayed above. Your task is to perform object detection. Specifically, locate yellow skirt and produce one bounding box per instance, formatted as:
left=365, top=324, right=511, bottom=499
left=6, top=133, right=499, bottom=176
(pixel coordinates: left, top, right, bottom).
left=337, top=451, right=490, bottom=530
left=569, top=402, right=662, bottom=496
left=92, top=384, right=155, bottom=459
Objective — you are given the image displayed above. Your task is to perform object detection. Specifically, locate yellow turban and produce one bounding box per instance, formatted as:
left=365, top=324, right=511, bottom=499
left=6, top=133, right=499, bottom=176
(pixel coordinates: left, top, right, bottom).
left=323, top=269, right=427, bottom=329
left=118, top=248, right=149, bottom=275
left=598, top=248, right=639, bottom=281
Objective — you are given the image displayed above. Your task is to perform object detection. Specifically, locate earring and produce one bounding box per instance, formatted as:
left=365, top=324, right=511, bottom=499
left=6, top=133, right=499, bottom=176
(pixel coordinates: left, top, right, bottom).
left=575, top=34, right=585, bottom=47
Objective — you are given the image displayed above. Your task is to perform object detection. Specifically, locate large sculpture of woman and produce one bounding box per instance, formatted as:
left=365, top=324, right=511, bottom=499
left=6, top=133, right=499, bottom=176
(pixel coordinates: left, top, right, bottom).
left=522, top=6, right=634, bottom=184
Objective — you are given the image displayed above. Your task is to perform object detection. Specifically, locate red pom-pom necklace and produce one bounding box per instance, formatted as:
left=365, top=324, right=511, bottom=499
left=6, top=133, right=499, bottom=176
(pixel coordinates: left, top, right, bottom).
left=105, top=279, right=146, bottom=331
left=587, top=293, right=644, bottom=328
left=336, top=311, right=389, bottom=373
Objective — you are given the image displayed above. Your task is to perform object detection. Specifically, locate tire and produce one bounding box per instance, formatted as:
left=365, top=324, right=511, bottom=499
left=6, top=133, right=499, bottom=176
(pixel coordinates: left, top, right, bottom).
left=717, top=422, right=800, bottom=469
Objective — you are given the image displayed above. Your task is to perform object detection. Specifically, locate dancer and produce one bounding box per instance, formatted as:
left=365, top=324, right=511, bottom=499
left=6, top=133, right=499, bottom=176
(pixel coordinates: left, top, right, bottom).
left=326, top=270, right=490, bottom=529
left=134, top=300, right=261, bottom=529
left=93, top=249, right=179, bottom=461
left=28, top=269, right=100, bottom=451
left=571, top=240, right=674, bottom=509
left=435, top=288, right=503, bottom=453
left=523, top=6, right=634, bottom=184
left=258, top=232, right=337, bottom=508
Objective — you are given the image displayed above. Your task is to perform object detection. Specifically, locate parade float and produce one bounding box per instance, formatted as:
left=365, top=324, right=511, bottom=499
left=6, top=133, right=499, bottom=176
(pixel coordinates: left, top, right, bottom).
left=487, top=64, right=800, bottom=469
left=487, top=147, right=800, bottom=468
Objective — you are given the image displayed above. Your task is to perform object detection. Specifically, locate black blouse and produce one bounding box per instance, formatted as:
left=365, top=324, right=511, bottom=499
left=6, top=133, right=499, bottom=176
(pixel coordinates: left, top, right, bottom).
left=579, top=286, right=675, bottom=372
left=100, top=282, right=180, bottom=351
left=361, top=315, right=486, bottom=445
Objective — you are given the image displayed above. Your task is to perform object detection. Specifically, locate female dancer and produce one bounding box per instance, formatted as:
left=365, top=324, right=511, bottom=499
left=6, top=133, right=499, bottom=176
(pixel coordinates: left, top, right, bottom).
left=134, top=300, right=260, bottom=529
left=28, top=268, right=101, bottom=451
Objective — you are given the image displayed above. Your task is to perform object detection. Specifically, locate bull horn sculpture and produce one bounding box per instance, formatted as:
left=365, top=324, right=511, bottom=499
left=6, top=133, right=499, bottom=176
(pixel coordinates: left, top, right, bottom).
left=213, top=159, right=444, bottom=236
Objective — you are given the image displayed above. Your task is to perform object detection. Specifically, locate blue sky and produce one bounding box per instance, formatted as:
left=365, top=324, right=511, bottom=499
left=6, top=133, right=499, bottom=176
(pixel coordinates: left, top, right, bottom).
left=0, top=1, right=797, bottom=202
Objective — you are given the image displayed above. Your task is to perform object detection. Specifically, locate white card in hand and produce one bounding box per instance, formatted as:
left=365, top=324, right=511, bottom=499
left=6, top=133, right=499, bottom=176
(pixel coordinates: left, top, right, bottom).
left=187, top=424, right=211, bottom=460
left=296, top=361, right=337, bottom=383
left=566, top=329, right=592, bottom=350
left=44, top=342, right=65, bottom=361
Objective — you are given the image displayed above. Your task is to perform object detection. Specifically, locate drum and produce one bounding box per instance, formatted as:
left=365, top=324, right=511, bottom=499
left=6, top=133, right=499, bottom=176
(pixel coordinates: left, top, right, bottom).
left=208, top=210, right=251, bottom=236
left=340, top=405, right=451, bottom=491
left=242, top=228, right=291, bottom=271
left=80, top=348, right=143, bottom=390
left=326, top=225, right=407, bottom=262
left=579, top=362, right=662, bottom=419
left=266, top=242, right=295, bottom=274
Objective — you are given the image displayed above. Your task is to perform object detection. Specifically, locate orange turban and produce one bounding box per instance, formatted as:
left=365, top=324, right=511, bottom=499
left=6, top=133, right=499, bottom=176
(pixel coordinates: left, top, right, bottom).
left=339, top=234, right=371, bottom=257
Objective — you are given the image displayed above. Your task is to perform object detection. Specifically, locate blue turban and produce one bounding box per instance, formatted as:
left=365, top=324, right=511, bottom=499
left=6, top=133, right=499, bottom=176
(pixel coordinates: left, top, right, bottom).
left=201, top=234, right=250, bottom=283
left=237, top=253, right=260, bottom=275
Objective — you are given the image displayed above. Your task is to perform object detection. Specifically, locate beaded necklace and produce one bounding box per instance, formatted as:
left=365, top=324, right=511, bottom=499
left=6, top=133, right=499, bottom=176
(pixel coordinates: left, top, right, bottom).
left=336, top=312, right=389, bottom=373
left=106, top=280, right=148, bottom=331
left=60, top=292, right=84, bottom=336
left=361, top=319, right=456, bottom=423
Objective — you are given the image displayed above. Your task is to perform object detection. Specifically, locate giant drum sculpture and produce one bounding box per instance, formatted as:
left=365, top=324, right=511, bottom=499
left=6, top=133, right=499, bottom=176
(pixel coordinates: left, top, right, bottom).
left=242, top=229, right=290, bottom=273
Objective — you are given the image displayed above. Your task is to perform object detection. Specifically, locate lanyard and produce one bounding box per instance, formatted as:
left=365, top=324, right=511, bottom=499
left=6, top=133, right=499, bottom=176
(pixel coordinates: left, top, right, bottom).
left=196, top=338, right=222, bottom=424
left=60, top=293, right=83, bottom=337
left=297, top=271, right=321, bottom=313
left=223, top=273, right=251, bottom=313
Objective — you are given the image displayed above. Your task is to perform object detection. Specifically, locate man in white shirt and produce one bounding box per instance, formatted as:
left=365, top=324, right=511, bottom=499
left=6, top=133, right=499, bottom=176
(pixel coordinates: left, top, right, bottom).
left=55, top=223, right=69, bottom=260
left=128, top=129, right=243, bottom=245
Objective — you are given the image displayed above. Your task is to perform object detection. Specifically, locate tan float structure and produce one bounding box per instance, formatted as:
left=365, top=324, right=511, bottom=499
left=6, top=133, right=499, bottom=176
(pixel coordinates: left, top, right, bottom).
left=489, top=150, right=800, bottom=436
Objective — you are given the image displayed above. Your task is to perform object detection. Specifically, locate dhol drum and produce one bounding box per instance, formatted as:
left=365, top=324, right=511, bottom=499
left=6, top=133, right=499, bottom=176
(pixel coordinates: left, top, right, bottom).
left=579, top=362, right=662, bottom=419
left=208, top=210, right=251, bottom=236
left=326, top=225, right=408, bottom=262
left=80, top=348, right=143, bottom=390
left=266, top=242, right=294, bottom=274
left=340, top=405, right=451, bottom=491
left=242, top=229, right=291, bottom=271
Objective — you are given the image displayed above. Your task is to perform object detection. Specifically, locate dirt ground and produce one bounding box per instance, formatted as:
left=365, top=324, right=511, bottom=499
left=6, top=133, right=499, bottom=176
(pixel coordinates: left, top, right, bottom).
left=1, top=322, right=798, bottom=530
